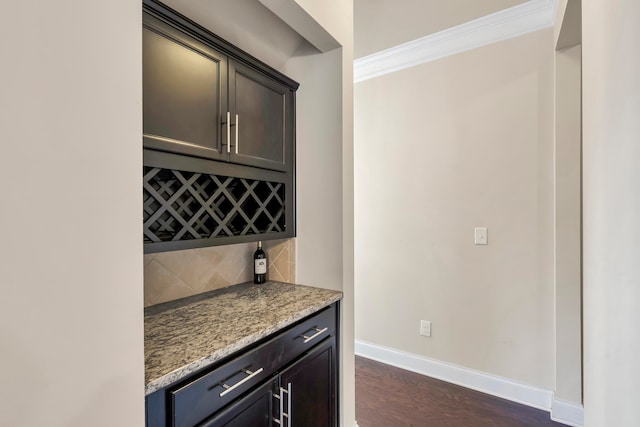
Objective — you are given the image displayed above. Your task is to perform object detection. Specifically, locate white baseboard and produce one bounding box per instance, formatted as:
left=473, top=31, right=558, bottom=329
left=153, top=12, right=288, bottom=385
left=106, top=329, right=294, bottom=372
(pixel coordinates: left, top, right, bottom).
left=355, top=340, right=583, bottom=426
left=551, top=399, right=584, bottom=427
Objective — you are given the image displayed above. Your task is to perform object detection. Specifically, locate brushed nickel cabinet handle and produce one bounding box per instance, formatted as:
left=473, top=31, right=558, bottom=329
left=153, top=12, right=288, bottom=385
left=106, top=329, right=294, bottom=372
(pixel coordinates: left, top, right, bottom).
left=302, top=327, right=328, bottom=344
left=279, top=384, right=285, bottom=425
left=235, top=113, right=239, bottom=154
left=273, top=383, right=291, bottom=426
left=274, top=384, right=284, bottom=425
left=286, top=382, right=292, bottom=427
left=226, top=111, right=231, bottom=154
left=218, top=367, right=264, bottom=397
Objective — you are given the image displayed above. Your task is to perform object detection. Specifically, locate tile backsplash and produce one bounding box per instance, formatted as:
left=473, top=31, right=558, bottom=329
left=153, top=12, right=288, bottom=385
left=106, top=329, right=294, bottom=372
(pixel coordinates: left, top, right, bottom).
left=144, top=239, right=296, bottom=307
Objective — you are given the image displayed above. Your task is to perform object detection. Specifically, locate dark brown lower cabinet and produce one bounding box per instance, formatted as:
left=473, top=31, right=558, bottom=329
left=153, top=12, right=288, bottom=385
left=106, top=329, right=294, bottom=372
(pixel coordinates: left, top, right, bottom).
left=278, top=338, right=336, bottom=427
left=146, top=303, right=339, bottom=427
left=199, top=337, right=336, bottom=427
left=200, top=380, right=276, bottom=427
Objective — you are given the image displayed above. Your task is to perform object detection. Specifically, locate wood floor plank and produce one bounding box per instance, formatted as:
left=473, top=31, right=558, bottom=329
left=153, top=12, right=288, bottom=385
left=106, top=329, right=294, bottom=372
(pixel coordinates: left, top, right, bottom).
left=355, top=356, right=569, bottom=427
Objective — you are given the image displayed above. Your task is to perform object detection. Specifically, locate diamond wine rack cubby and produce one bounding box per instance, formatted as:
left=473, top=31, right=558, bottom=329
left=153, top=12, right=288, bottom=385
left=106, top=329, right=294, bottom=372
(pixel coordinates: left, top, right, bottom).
left=144, top=166, right=287, bottom=251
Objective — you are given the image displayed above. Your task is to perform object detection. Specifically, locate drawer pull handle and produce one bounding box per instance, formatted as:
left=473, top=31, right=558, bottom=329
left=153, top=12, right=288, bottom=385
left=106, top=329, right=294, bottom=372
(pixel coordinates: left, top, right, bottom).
left=218, top=367, right=264, bottom=397
left=301, top=327, right=328, bottom=343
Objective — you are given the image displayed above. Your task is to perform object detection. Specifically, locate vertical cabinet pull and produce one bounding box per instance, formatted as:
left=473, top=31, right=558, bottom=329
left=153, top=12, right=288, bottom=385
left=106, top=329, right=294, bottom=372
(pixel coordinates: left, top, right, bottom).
left=287, top=382, right=292, bottom=427
left=279, top=385, right=284, bottom=425
left=274, top=382, right=292, bottom=426
left=235, top=113, right=239, bottom=154
left=224, top=112, right=239, bottom=155
left=225, top=111, right=231, bottom=154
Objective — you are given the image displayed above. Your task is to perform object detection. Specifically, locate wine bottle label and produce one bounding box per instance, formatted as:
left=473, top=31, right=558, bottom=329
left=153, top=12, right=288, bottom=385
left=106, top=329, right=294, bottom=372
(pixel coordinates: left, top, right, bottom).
left=255, top=259, right=267, bottom=274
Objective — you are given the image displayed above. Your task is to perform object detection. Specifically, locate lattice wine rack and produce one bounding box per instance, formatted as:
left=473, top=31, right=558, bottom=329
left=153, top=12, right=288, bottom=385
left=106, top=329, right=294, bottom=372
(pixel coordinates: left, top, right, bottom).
left=143, top=167, right=286, bottom=245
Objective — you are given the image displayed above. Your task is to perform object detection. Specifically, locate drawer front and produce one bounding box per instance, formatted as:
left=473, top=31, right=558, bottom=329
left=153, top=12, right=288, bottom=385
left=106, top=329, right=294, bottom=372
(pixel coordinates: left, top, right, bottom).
left=198, top=378, right=277, bottom=427
left=170, top=304, right=336, bottom=427
left=277, top=305, right=336, bottom=366
left=171, top=344, right=273, bottom=427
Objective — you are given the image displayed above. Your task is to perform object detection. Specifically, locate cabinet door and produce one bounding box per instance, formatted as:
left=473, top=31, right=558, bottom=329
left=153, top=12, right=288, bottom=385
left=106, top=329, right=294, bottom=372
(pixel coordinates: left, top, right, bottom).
left=279, top=337, right=336, bottom=427
left=199, top=379, right=276, bottom=427
left=229, top=60, right=293, bottom=172
left=143, top=13, right=228, bottom=161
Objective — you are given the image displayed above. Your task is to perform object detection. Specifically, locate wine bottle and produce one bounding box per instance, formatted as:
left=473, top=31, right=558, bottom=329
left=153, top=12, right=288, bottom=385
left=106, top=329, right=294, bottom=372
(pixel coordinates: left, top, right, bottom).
left=253, top=241, right=267, bottom=284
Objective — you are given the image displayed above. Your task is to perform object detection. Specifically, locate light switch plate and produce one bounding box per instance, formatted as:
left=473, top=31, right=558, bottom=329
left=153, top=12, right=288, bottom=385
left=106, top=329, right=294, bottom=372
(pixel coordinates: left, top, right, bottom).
left=420, top=320, right=431, bottom=337
left=475, top=227, right=488, bottom=245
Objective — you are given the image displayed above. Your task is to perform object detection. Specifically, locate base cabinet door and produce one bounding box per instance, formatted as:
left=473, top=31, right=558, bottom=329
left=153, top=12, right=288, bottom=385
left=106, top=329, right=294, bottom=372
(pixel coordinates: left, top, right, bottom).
left=199, top=379, right=277, bottom=427
left=278, top=337, right=337, bottom=427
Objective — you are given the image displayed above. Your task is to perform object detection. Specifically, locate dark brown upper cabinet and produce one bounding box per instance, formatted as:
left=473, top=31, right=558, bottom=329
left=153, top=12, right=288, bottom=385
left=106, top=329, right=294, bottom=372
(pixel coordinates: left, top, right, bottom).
left=229, top=60, right=294, bottom=172
left=142, top=0, right=298, bottom=253
left=143, top=13, right=228, bottom=162
left=143, top=6, right=296, bottom=173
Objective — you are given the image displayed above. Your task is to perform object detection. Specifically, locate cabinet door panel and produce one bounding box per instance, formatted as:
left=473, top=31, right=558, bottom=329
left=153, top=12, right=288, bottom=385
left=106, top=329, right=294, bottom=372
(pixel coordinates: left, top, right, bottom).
left=143, top=13, right=227, bottom=160
left=199, top=379, right=276, bottom=427
left=229, top=60, right=292, bottom=172
left=279, top=337, right=336, bottom=427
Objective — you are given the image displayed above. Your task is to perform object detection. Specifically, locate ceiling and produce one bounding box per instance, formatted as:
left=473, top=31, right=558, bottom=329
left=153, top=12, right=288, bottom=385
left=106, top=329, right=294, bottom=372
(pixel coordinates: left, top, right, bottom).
left=355, top=0, right=529, bottom=58
left=159, top=0, right=311, bottom=70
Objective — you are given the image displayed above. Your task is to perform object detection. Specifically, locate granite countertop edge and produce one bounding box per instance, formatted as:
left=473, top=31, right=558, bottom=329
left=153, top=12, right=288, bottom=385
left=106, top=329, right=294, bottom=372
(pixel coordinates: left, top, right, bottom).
left=145, top=284, right=342, bottom=395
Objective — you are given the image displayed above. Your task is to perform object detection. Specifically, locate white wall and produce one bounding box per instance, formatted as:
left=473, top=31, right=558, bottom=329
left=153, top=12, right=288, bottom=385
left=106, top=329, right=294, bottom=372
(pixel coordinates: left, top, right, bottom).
left=554, top=0, right=569, bottom=46
left=285, top=2, right=356, bottom=425
left=552, top=0, right=583, bottom=408
left=286, top=47, right=355, bottom=427
left=583, top=0, right=640, bottom=425
left=289, top=48, right=344, bottom=292
left=0, top=1, right=144, bottom=426
left=355, top=28, right=555, bottom=390
left=554, top=44, right=582, bottom=404
left=0, top=1, right=354, bottom=425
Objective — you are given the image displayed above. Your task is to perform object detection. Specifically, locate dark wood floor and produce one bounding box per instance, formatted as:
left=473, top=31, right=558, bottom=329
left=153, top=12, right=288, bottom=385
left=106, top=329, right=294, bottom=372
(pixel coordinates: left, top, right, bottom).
left=355, top=356, right=568, bottom=427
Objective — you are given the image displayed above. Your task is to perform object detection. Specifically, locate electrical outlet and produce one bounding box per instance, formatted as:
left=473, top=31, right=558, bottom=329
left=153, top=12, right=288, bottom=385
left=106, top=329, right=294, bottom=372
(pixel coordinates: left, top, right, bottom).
left=474, top=227, right=488, bottom=245
left=420, top=320, right=431, bottom=337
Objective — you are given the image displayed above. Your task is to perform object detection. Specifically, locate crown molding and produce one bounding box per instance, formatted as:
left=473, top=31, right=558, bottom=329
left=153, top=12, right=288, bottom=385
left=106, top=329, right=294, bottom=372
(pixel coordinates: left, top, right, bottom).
left=354, top=0, right=557, bottom=83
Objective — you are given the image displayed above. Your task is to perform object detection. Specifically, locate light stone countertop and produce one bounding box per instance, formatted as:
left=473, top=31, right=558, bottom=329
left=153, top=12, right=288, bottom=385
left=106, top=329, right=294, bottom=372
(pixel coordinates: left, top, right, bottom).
left=144, top=281, right=342, bottom=395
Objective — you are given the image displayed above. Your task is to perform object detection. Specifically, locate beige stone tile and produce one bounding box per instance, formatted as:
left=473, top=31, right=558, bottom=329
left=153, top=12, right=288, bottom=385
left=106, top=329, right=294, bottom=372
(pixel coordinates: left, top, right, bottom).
left=144, top=254, right=156, bottom=267
left=288, top=262, right=296, bottom=284
left=154, top=249, right=193, bottom=276
left=180, top=251, right=216, bottom=292
left=271, top=270, right=286, bottom=282
left=197, top=246, right=226, bottom=265
left=144, top=289, right=156, bottom=307
left=217, top=243, right=252, bottom=283
left=144, top=238, right=298, bottom=305
left=288, top=239, right=296, bottom=264
left=202, top=271, right=230, bottom=292
left=144, top=259, right=191, bottom=306
left=265, top=240, right=285, bottom=262
left=156, top=279, right=198, bottom=305
left=234, top=264, right=252, bottom=285
left=270, top=247, right=289, bottom=282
